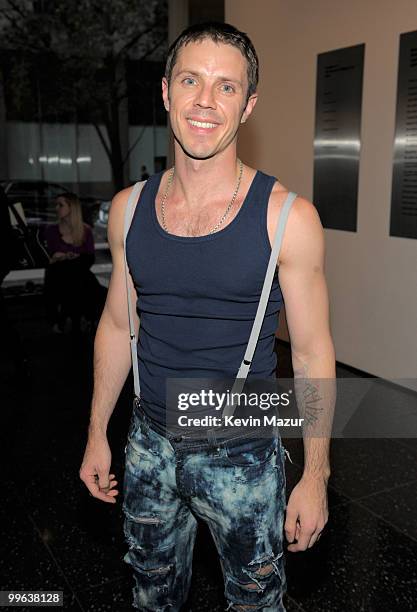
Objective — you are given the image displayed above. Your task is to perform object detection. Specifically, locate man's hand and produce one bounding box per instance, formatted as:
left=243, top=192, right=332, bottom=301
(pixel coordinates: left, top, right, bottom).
left=284, top=474, right=329, bottom=551
left=79, top=433, right=119, bottom=503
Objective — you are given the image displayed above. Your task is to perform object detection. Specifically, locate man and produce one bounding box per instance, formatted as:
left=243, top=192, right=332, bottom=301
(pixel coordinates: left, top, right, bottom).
left=80, top=22, right=336, bottom=611
left=140, top=165, right=150, bottom=181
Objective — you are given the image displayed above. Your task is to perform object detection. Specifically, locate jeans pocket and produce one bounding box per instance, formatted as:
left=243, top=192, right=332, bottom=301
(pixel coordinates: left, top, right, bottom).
left=224, top=434, right=277, bottom=467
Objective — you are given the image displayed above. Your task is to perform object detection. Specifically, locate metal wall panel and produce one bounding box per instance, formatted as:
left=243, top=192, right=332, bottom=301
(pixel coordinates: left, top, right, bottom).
left=313, top=44, right=365, bottom=231
left=390, top=30, right=417, bottom=240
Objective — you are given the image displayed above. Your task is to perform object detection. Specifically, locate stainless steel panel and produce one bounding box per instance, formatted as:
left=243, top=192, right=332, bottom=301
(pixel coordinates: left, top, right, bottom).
left=391, top=30, right=417, bottom=240
left=313, top=44, right=365, bottom=231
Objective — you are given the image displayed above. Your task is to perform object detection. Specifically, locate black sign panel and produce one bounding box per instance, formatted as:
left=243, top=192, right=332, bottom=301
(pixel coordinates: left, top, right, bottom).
left=313, top=44, right=365, bottom=231
left=391, top=30, right=417, bottom=239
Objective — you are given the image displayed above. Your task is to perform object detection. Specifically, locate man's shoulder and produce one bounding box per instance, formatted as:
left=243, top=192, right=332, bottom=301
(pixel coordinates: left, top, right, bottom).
left=111, top=179, right=149, bottom=214
left=264, top=178, right=323, bottom=265
left=249, top=164, right=320, bottom=224
left=108, top=180, right=150, bottom=248
left=268, top=180, right=320, bottom=227
left=112, top=185, right=134, bottom=206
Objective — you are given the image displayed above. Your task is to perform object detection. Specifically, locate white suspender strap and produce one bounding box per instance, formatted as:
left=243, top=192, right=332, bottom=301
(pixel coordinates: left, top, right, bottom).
left=123, top=180, right=146, bottom=399
left=221, top=190, right=298, bottom=419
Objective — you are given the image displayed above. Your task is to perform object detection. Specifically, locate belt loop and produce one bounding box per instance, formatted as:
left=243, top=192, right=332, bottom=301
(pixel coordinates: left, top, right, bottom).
left=135, top=398, right=149, bottom=436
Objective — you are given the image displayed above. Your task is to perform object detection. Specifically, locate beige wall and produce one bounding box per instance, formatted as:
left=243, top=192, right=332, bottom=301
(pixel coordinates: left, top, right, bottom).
left=226, top=0, right=417, bottom=381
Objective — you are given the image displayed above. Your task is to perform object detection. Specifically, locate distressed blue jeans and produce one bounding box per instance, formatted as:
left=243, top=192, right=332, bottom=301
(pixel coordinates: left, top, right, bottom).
left=122, top=400, right=288, bottom=611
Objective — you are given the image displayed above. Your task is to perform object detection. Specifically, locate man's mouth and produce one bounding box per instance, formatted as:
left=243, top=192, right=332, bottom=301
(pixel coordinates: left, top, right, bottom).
left=187, top=119, right=218, bottom=129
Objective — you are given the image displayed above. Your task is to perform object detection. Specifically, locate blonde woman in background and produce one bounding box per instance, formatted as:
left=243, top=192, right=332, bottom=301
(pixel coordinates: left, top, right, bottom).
left=44, top=193, right=100, bottom=333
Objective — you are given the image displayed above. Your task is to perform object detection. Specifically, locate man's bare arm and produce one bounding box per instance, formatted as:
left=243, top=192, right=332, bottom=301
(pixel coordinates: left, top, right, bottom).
left=89, top=187, right=140, bottom=436
left=270, top=192, right=336, bottom=550
left=79, top=186, right=139, bottom=503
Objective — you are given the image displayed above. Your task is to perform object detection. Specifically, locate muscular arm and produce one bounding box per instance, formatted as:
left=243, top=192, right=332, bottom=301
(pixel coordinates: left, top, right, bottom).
left=89, top=187, right=140, bottom=436
left=278, top=197, right=336, bottom=477
left=80, top=186, right=139, bottom=503
left=271, top=192, right=336, bottom=550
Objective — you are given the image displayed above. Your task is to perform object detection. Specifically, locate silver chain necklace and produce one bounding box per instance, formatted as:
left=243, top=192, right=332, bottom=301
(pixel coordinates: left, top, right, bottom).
left=160, top=159, right=244, bottom=235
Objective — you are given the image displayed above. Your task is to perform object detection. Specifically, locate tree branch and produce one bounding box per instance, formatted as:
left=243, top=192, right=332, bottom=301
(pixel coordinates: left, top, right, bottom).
left=122, top=126, right=146, bottom=166
left=1, top=8, right=48, bottom=53
left=93, top=123, right=112, bottom=159
left=5, top=0, right=27, bottom=20
left=115, top=20, right=164, bottom=60
left=136, top=34, right=166, bottom=63
left=1, top=12, right=32, bottom=48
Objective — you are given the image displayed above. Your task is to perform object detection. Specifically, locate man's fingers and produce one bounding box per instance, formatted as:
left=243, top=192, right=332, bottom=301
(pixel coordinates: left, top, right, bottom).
left=99, top=478, right=118, bottom=493
left=89, top=481, right=118, bottom=503
left=102, top=474, right=117, bottom=490
left=307, top=530, right=323, bottom=548
left=105, top=488, right=119, bottom=497
left=287, top=522, right=317, bottom=552
left=284, top=511, right=299, bottom=543
left=298, top=525, right=315, bottom=551
left=98, top=469, right=120, bottom=490
left=83, top=471, right=99, bottom=490
left=82, top=470, right=118, bottom=503
left=91, top=487, right=118, bottom=503
left=85, top=480, right=116, bottom=503
left=98, top=469, right=110, bottom=490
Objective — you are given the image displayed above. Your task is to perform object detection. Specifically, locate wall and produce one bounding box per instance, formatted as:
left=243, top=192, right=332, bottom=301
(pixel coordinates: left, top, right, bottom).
left=226, top=0, right=417, bottom=381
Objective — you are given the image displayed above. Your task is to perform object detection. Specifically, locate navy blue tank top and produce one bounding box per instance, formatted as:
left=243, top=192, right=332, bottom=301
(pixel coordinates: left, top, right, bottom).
left=125, top=169, right=284, bottom=428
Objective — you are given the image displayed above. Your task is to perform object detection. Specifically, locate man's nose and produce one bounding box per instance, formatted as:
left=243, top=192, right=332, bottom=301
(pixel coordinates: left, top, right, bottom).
left=194, top=83, right=216, bottom=109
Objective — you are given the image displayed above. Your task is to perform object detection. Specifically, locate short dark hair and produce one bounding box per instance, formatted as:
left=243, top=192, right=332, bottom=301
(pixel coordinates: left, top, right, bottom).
left=164, top=22, right=259, bottom=103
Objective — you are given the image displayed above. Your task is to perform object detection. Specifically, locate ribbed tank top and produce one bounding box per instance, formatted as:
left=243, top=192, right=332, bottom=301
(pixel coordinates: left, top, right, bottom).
left=125, top=169, right=284, bottom=429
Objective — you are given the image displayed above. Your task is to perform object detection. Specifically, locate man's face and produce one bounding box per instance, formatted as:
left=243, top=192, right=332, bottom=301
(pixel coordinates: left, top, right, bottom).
left=162, top=39, right=257, bottom=160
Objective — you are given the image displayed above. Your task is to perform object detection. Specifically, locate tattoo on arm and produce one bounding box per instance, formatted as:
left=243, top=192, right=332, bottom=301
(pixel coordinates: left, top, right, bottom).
left=292, top=361, right=336, bottom=478
left=293, top=361, right=336, bottom=437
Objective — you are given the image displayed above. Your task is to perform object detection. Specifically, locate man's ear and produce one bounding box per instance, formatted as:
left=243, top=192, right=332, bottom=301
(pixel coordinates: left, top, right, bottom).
left=240, top=93, right=258, bottom=123
left=162, top=77, right=170, bottom=112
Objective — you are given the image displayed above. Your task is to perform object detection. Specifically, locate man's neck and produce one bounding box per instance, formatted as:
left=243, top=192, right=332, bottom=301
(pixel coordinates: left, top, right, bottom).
left=170, top=148, right=241, bottom=210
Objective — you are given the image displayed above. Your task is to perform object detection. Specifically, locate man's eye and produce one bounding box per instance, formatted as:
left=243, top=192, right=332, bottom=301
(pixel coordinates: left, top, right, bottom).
left=221, top=84, right=235, bottom=93
left=183, top=77, right=196, bottom=85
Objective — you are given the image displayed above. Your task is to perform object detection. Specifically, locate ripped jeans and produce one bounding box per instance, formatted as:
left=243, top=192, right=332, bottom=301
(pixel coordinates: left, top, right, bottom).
left=122, top=401, right=287, bottom=611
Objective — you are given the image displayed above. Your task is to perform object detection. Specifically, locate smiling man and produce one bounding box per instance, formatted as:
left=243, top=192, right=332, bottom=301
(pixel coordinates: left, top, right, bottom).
left=80, top=22, right=336, bottom=612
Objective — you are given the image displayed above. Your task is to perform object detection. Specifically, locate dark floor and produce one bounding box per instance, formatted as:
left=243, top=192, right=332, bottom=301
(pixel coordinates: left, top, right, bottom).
left=0, top=291, right=416, bottom=612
